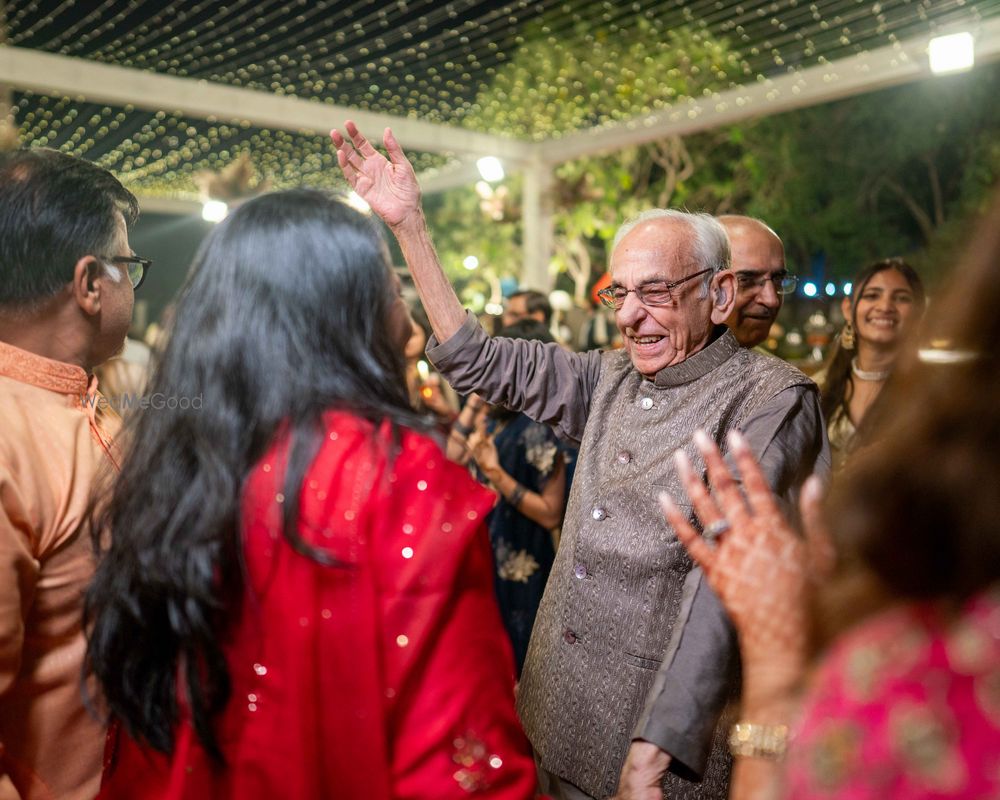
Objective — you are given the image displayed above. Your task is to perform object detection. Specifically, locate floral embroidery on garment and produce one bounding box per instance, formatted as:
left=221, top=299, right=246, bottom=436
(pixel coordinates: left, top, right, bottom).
left=495, top=539, right=540, bottom=583
left=975, top=670, right=1000, bottom=727
left=887, top=699, right=967, bottom=793
left=805, top=720, right=865, bottom=790
left=842, top=624, right=928, bottom=703
left=522, top=423, right=558, bottom=477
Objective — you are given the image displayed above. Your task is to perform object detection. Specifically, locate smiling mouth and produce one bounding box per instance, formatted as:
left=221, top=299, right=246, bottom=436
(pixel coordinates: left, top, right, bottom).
left=867, top=317, right=898, bottom=329
left=630, top=334, right=665, bottom=346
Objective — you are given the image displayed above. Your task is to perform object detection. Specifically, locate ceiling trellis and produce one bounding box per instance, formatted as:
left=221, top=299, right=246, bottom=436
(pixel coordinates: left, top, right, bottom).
left=1, top=0, right=999, bottom=209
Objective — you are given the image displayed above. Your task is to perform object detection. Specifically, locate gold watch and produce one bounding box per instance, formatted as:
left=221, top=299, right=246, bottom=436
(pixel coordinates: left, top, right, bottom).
left=728, top=722, right=789, bottom=760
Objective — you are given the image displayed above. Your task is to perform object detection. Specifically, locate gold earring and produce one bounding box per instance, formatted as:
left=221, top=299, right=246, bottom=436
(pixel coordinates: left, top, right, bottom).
left=840, top=321, right=855, bottom=350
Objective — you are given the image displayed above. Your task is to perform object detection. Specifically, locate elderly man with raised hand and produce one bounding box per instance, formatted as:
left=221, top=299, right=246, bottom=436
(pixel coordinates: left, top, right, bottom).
left=718, top=215, right=796, bottom=349
left=333, top=122, right=829, bottom=800
left=0, top=149, right=142, bottom=800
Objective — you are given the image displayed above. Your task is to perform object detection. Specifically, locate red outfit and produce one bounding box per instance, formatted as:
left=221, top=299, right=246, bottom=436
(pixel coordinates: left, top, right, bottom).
left=99, top=413, right=538, bottom=799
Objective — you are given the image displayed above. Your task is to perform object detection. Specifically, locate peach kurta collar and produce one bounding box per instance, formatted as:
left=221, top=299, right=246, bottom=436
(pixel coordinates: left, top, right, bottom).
left=0, top=339, right=91, bottom=396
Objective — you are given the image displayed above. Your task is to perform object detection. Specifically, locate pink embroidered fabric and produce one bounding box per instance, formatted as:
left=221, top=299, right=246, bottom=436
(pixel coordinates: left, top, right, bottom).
left=786, top=586, right=1000, bottom=799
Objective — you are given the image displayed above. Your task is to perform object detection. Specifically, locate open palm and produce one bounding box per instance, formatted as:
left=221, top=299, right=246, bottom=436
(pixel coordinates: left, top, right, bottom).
left=331, top=120, right=420, bottom=227
left=661, top=430, right=832, bottom=668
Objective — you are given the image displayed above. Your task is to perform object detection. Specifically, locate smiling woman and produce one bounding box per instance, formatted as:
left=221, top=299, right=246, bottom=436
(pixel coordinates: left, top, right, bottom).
left=815, top=258, right=926, bottom=469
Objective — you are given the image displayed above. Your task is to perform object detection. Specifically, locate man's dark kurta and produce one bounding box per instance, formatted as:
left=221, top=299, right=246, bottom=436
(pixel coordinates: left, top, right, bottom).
left=429, top=315, right=829, bottom=799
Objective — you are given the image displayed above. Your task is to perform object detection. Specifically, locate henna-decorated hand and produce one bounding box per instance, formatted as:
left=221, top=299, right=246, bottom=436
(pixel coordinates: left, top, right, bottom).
left=661, top=430, right=832, bottom=699
left=330, top=121, right=421, bottom=228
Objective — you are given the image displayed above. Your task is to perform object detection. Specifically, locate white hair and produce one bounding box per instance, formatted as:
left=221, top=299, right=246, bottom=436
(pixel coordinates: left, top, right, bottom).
left=611, top=209, right=731, bottom=294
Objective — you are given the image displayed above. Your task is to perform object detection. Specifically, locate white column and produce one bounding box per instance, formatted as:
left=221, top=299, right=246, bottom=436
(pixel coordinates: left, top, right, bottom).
left=0, top=2, right=10, bottom=122
left=521, top=158, right=554, bottom=291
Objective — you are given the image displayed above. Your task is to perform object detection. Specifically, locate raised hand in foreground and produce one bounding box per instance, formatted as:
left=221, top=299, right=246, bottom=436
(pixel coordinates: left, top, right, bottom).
left=660, top=430, right=832, bottom=800
left=331, top=120, right=468, bottom=341
left=331, top=121, right=421, bottom=228
left=662, top=429, right=831, bottom=703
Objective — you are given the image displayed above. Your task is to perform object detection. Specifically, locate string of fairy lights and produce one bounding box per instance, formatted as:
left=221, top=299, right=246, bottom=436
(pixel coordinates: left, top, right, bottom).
left=4, top=0, right=999, bottom=199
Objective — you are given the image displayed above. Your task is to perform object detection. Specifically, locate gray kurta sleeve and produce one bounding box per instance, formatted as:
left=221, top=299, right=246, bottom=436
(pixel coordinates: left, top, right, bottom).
left=632, top=383, right=829, bottom=779
left=426, top=311, right=603, bottom=444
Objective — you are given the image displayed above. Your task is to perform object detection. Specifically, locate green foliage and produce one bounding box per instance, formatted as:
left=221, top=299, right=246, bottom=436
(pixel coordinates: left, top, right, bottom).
left=427, top=18, right=741, bottom=304
left=734, top=63, right=1000, bottom=281
left=461, top=18, right=742, bottom=140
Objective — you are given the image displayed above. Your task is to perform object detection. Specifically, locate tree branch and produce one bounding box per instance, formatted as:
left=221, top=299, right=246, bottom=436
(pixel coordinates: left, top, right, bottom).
left=874, top=175, right=935, bottom=242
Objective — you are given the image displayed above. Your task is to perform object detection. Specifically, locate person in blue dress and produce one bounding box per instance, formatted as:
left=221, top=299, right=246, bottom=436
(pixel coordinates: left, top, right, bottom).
left=446, top=319, right=572, bottom=675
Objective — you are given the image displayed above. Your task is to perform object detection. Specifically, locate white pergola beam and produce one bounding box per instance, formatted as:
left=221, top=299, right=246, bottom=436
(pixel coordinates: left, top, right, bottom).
left=413, top=159, right=483, bottom=194
left=536, top=16, right=1000, bottom=164
left=133, top=160, right=482, bottom=210
left=134, top=195, right=203, bottom=216
left=0, top=45, right=532, bottom=162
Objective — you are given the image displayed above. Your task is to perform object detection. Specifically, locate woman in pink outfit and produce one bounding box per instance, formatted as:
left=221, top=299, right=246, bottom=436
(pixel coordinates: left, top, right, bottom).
left=658, top=188, right=1000, bottom=800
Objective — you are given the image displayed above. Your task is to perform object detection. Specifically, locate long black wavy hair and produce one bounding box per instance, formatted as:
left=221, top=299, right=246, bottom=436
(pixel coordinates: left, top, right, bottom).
left=85, top=189, right=425, bottom=760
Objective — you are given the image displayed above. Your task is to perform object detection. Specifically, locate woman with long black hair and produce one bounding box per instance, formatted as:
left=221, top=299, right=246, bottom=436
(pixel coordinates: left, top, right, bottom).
left=85, top=190, right=537, bottom=799
left=815, top=258, right=925, bottom=468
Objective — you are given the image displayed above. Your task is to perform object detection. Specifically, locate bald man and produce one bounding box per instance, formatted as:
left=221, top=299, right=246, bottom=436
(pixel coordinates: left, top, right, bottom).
left=719, top=215, right=795, bottom=348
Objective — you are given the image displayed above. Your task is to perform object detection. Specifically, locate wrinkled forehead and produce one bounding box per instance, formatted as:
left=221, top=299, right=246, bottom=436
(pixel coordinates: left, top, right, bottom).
left=610, top=220, right=694, bottom=282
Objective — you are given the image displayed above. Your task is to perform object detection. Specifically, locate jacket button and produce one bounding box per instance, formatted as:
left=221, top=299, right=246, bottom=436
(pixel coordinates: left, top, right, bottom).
left=574, top=564, right=588, bottom=580
left=640, top=397, right=654, bottom=410
left=591, top=507, right=607, bottom=521
left=617, top=450, right=631, bottom=465
left=563, top=629, right=578, bottom=644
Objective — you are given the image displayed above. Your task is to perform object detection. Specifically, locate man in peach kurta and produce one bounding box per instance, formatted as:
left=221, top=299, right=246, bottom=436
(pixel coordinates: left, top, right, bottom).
left=0, top=149, right=141, bottom=800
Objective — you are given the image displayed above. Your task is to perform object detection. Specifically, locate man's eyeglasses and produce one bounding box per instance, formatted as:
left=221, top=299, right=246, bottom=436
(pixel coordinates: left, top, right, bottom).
left=736, top=271, right=798, bottom=295
left=597, top=268, right=714, bottom=310
left=100, top=255, right=153, bottom=290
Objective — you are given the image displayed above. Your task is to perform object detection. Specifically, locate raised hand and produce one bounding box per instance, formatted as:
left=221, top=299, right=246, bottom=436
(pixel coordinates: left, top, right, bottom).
left=331, top=121, right=421, bottom=228
left=467, top=417, right=501, bottom=478
left=660, top=430, right=829, bottom=684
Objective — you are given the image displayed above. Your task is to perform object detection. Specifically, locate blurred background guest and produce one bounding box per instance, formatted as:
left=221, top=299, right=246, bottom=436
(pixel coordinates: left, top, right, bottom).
left=718, top=215, right=793, bottom=350
left=814, top=258, right=925, bottom=469
left=447, top=318, right=568, bottom=676
left=94, top=335, right=153, bottom=406
left=404, top=305, right=458, bottom=429
left=502, top=289, right=551, bottom=329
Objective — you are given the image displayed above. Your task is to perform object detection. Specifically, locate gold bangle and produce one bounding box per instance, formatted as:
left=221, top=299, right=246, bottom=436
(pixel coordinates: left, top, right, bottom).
left=728, top=722, right=789, bottom=760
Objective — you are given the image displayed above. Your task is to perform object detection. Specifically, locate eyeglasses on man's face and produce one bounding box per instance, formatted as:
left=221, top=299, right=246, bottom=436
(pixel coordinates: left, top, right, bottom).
left=597, top=267, right=714, bottom=310
left=100, top=255, right=153, bottom=290
left=735, top=271, right=798, bottom=295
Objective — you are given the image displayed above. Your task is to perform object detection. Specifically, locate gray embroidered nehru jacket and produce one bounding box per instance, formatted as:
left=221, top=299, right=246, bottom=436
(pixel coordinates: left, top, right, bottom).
left=428, top=314, right=829, bottom=800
